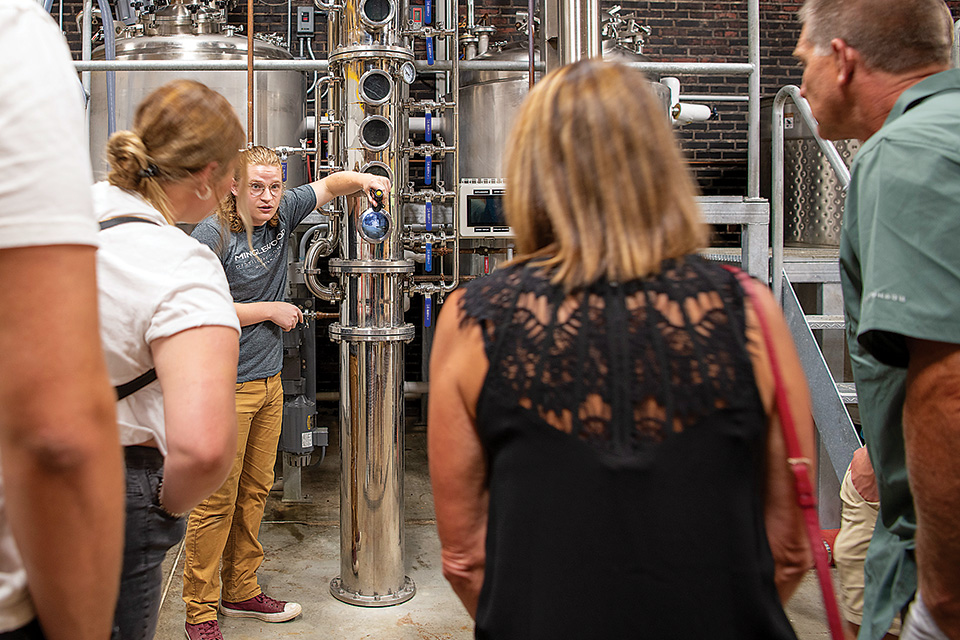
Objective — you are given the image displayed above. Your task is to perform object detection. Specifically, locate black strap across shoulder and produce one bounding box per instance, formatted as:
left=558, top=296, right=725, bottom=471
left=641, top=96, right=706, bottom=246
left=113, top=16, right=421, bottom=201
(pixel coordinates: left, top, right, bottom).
left=99, top=216, right=161, bottom=230
left=115, top=369, right=158, bottom=400
left=98, top=215, right=160, bottom=399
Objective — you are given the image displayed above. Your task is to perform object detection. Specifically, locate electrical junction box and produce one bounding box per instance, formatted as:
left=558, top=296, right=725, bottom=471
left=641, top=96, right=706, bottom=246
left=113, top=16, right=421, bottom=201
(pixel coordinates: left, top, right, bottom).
left=296, top=6, right=315, bottom=35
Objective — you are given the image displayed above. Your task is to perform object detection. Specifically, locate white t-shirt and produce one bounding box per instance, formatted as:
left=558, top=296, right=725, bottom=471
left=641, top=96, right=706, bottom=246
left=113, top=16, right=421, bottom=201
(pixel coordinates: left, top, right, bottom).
left=0, top=0, right=96, bottom=251
left=93, top=182, right=240, bottom=454
left=0, top=0, right=98, bottom=631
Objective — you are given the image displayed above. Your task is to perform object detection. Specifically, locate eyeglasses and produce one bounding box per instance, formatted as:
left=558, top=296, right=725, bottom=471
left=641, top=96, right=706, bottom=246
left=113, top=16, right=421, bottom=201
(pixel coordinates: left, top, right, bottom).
left=249, top=182, right=282, bottom=197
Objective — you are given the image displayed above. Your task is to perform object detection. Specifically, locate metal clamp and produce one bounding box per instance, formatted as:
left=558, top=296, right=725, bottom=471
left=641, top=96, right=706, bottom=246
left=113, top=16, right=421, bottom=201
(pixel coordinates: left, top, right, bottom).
left=328, top=323, right=417, bottom=342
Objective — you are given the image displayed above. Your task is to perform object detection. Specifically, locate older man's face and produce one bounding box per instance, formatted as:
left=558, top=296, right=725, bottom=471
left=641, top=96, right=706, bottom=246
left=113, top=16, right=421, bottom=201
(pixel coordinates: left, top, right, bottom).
left=794, top=25, right=848, bottom=140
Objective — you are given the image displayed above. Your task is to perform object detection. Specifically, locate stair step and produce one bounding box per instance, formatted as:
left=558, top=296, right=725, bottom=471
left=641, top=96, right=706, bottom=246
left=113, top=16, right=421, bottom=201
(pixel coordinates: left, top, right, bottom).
left=782, top=247, right=842, bottom=283
left=805, top=314, right=845, bottom=330
left=835, top=382, right=858, bottom=404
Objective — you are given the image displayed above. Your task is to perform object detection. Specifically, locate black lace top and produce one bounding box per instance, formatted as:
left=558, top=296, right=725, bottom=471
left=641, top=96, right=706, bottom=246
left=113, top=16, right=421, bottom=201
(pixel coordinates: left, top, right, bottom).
left=459, top=256, right=797, bottom=640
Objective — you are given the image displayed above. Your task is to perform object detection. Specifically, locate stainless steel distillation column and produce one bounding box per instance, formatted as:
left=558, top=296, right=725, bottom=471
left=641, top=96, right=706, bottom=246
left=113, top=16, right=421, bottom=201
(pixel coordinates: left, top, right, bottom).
left=325, top=0, right=416, bottom=606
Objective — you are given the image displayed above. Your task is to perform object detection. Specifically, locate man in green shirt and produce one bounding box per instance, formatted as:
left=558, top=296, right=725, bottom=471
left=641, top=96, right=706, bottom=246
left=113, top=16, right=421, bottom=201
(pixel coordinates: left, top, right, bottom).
left=793, top=1, right=960, bottom=638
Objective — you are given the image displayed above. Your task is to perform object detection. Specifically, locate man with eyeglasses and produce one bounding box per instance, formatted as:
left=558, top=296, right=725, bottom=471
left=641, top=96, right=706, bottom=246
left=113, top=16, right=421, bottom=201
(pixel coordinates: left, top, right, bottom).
left=183, top=146, right=388, bottom=640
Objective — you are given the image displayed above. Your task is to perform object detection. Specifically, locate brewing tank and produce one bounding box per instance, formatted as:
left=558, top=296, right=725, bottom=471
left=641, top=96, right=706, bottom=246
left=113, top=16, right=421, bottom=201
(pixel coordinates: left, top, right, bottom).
left=89, top=22, right=305, bottom=184
left=760, top=97, right=859, bottom=247
left=458, top=40, right=671, bottom=179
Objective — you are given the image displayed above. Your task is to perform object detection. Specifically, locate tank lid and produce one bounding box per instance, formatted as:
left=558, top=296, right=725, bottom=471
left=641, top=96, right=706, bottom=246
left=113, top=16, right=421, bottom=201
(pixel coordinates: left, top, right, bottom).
left=154, top=2, right=194, bottom=36
left=95, top=31, right=295, bottom=61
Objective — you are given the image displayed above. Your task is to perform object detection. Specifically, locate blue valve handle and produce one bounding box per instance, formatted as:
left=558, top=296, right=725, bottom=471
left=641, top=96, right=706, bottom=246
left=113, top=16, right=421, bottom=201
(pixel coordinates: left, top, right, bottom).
left=426, top=37, right=434, bottom=65
left=424, top=0, right=431, bottom=24
left=425, top=154, right=432, bottom=185
left=425, top=200, right=433, bottom=232
left=425, top=111, right=433, bottom=142
left=425, top=241, right=433, bottom=272
left=424, top=295, right=432, bottom=328
left=372, top=188, right=384, bottom=212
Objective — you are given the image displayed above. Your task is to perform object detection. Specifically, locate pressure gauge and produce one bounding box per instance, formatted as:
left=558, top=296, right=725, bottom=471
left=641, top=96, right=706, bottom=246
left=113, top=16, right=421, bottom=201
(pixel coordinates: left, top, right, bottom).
left=400, top=61, right=416, bottom=84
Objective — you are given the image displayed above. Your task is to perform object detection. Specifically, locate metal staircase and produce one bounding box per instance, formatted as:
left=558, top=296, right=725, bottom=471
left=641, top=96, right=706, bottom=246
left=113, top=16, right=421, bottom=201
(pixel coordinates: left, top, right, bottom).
left=771, top=86, right=862, bottom=528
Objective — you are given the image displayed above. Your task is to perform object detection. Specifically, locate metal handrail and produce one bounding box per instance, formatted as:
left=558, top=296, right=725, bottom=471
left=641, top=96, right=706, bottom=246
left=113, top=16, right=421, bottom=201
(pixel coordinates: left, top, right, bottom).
left=954, top=19, right=959, bottom=68
left=771, top=84, right=850, bottom=302
left=747, top=0, right=760, bottom=198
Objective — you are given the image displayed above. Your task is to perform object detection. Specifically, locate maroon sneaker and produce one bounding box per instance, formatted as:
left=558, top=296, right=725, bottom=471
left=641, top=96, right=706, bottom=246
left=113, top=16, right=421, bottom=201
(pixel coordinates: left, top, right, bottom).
left=184, top=620, right=223, bottom=640
left=219, top=592, right=302, bottom=623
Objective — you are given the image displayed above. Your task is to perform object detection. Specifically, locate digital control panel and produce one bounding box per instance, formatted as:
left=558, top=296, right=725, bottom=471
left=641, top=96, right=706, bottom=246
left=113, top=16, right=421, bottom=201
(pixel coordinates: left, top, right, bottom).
left=458, top=179, right=512, bottom=238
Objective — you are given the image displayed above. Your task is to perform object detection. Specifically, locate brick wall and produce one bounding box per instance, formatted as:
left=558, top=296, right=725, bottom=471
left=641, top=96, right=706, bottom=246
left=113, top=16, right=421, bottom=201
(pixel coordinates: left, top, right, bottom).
left=60, top=0, right=960, bottom=199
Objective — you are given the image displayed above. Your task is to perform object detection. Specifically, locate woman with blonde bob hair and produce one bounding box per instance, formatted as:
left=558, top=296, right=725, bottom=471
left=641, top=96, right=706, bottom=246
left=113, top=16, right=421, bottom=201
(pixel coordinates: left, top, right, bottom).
left=429, top=60, right=817, bottom=638
left=93, top=79, right=245, bottom=640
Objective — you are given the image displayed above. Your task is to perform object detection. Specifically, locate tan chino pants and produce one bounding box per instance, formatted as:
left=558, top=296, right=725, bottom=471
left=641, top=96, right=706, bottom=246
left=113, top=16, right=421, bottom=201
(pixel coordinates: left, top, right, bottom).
left=181, top=372, right=284, bottom=624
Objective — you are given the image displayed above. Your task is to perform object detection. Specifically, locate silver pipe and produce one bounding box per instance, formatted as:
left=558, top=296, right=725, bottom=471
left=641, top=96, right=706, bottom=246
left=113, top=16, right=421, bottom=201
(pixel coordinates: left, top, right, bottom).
left=771, top=85, right=850, bottom=303
left=747, top=0, right=760, bottom=198
left=82, top=0, right=92, bottom=133
left=680, top=94, right=749, bottom=102
left=418, top=60, right=754, bottom=73
left=75, top=59, right=332, bottom=71
left=303, top=216, right=342, bottom=301
left=408, top=115, right=448, bottom=136
left=306, top=38, right=321, bottom=100
left=442, top=0, right=460, bottom=293
left=299, top=223, right=329, bottom=262
left=559, top=0, right=601, bottom=65
left=74, top=58, right=755, bottom=75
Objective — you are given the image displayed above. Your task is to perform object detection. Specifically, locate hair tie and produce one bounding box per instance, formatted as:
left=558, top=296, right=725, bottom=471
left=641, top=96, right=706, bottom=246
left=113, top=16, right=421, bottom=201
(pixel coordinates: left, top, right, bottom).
left=138, top=164, right=159, bottom=179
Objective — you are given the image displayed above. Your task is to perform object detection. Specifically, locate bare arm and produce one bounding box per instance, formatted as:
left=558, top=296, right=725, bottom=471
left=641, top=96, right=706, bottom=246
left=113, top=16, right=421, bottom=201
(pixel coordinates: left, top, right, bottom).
left=151, top=326, right=239, bottom=514
left=309, top=171, right=391, bottom=208
left=234, top=301, right=303, bottom=331
left=0, top=245, right=124, bottom=640
left=232, top=172, right=391, bottom=332
left=428, top=290, right=489, bottom=618
left=904, top=339, right=960, bottom=634
left=745, top=283, right=816, bottom=602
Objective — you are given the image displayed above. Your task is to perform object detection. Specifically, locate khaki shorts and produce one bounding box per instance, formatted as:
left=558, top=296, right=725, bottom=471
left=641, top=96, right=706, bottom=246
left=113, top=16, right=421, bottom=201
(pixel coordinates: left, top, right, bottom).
left=833, top=465, right=901, bottom=634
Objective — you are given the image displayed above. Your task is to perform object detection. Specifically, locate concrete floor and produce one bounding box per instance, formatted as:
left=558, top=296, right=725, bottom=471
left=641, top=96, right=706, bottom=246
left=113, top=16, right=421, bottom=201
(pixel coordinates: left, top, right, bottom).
left=153, top=413, right=837, bottom=640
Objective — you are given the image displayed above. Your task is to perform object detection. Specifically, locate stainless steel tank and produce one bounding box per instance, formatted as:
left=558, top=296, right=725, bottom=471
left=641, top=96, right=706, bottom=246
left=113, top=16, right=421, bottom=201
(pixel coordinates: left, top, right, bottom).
left=458, top=40, right=671, bottom=179
left=89, top=13, right=305, bottom=184
left=761, top=98, right=859, bottom=247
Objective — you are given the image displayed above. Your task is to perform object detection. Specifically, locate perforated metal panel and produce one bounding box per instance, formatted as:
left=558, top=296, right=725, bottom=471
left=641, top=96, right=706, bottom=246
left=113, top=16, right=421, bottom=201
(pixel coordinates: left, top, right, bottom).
left=783, top=138, right=859, bottom=247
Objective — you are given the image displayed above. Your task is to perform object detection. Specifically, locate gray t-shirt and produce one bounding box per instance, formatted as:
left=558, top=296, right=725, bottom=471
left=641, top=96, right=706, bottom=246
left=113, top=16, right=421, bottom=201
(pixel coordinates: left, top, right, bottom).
left=192, top=184, right=317, bottom=382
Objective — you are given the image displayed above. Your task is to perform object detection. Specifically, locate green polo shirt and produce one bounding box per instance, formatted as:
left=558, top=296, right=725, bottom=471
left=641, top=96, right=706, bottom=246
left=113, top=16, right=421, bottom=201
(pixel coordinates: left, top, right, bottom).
left=840, top=68, right=960, bottom=640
